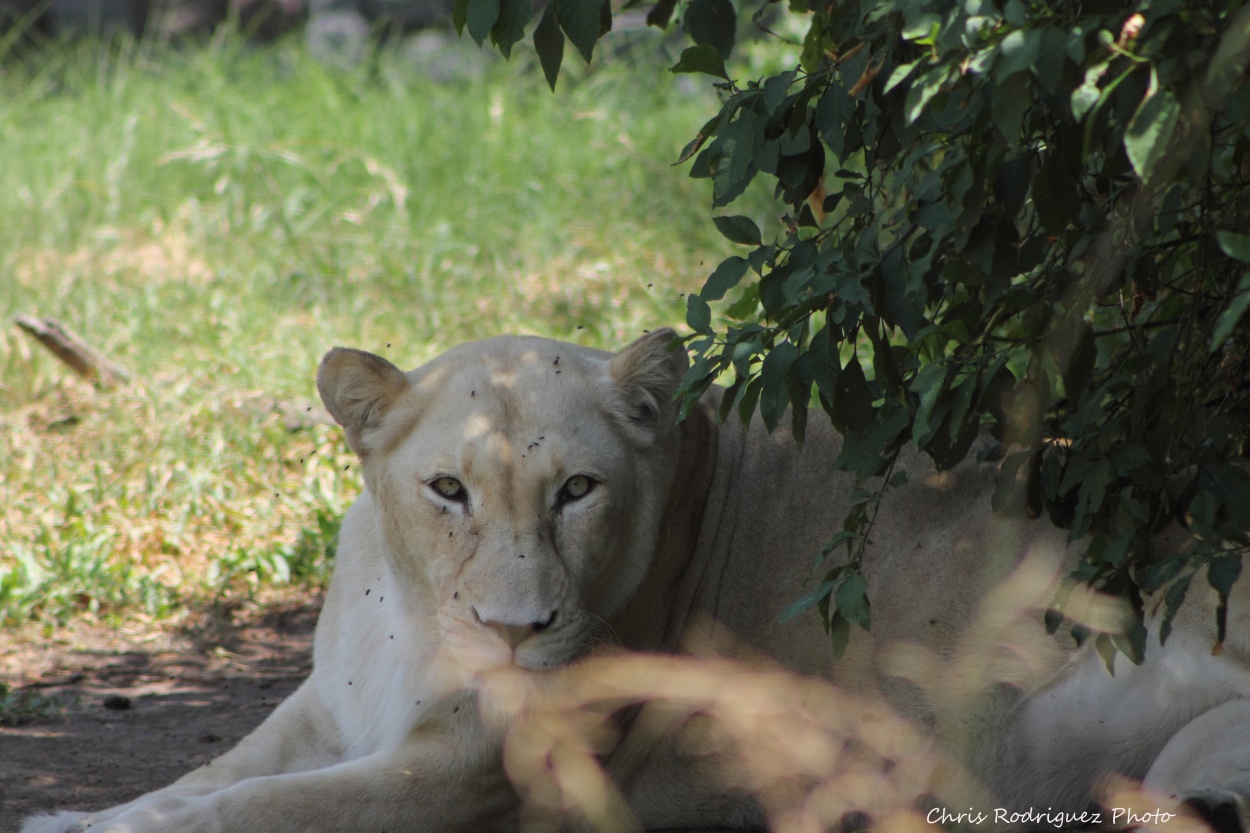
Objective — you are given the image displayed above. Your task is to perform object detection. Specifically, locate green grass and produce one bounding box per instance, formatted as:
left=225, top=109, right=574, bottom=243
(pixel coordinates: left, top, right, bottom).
left=0, top=32, right=768, bottom=629
left=0, top=681, right=60, bottom=725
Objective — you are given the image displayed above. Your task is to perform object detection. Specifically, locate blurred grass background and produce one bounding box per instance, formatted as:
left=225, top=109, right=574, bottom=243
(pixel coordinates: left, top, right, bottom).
left=0, top=30, right=771, bottom=631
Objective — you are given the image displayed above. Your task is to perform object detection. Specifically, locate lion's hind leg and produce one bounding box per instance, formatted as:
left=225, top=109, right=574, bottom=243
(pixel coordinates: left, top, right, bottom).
left=1144, top=698, right=1250, bottom=833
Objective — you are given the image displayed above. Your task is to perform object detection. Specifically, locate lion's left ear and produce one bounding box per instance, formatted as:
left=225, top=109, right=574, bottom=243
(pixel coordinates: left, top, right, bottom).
left=607, top=328, right=688, bottom=444
left=317, top=347, right=411, bottom=457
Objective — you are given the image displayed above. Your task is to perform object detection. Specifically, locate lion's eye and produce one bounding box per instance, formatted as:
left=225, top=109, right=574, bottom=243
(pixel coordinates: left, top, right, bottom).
left=432, top=477, right=467, bottom=501
left=559, top=475, right=595, bottom=503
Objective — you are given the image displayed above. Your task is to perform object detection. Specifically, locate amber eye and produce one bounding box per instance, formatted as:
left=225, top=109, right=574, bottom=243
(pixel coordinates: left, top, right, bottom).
left=432, top=477, right=467, bottom=502
left=559, top=475, right=595, bottom=504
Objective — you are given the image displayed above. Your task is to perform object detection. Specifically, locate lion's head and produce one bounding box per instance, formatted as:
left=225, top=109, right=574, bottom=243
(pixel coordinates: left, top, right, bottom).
left=316, top=330, right=688, bottom=674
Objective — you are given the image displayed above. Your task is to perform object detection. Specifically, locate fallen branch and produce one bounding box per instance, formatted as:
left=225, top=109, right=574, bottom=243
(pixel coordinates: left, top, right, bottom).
left=14, top=314, right=131, bottom=389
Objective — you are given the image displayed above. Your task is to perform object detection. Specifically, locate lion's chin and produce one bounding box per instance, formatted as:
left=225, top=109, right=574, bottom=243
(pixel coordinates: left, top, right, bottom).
left=446, top=644, right=560, bottom=676
left=514, top=639, right=588, bottom=672
left=440, top=628, right=586, bottom=677
left=511, top=653, right=562, bottom=672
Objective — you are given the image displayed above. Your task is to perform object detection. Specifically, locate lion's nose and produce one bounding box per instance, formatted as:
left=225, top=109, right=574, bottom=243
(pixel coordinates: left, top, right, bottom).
left=473, top=607, right=558, bottom=649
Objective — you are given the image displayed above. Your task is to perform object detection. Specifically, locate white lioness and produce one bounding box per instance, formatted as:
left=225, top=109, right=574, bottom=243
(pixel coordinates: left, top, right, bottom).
left=22, top=330, right=1250, bottom=833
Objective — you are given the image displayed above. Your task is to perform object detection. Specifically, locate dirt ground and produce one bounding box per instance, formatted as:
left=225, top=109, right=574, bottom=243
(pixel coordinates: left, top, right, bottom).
left=0, top=598, right=318, bottom=832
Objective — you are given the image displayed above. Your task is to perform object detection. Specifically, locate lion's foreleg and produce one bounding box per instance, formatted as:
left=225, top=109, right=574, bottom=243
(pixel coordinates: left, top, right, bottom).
left=164, top=681, right=345, bottom=790
left=22, top=682, right=341, bottom=833
left=75, top=736, right=518, bottom=833
left=1143, top=698, right=1250, bottom=833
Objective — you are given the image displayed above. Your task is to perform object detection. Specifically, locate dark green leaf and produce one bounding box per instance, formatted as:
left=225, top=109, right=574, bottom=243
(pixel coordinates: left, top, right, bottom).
left=808, top=324, right=838, bottom=404
left=489, top=0, right=532, bottom=56
left=1211, top=273, right=1250, bottom=352
left=646, top=0, right=678, bottom=28
left=1125, top=85, right=1180, bottom=183
left=1070, top=75, right=1100, bottom=122
left=829, top=610, right=851, bottom=658
left=834, top=571, right=871, bottom=630
left=670, top=44, right=729, bottom=80
left=715, top=374, right=744, bottom=423
left=832, top=354, right=872, bottom=434
left=685, top=0, right=736, bottom=60
left=1034, top=152, right=1081, bottom=234
left=779, top=578, right=835, bottom=623
left=849, top=409, right=909, bottom=478
left=724, top=284, right=759, bottom=320
left=763, top=70, right=796, bottom=114
left=1110, top=444, right=1152, bottom=478
left=709, top=107, right=764, bottom=206
left=533, top=3, right=565, bottom=90
left=1004, top=0, right=1025, bottom=26
left=815, top=82, right=854, bottom=162
left=927, top=409, right=980, bottom=472
left=904, top=64, right=953, bottom=125
left=748, top=244, right=774, bottom=275
left=1208, top=553, right=1244, bottom=599
left=884, top=61, right=917, bottom=95
left=790, top=398, right=807, bottom=447
left=996, top=28, right=1039, bottom=78
left=760, top=340, right=799, bottom=433
left=1094, top=633, right=1117, bottom=675
left=816, top=531, right=858, bottom=568
left=599, top=0, right=612, bottom=37
left=712, top=215, right=762, bottom=246
left=1037, top=25, right=1075, bottom=97
left=1142, top=554, right=1188, bottom=593
left=678, top=95, right=752, bottom=167
left=901, top=13, right=939, bottom=43
left=910, top=363, right=947, bottom=447
left=465, top=0, right=501, bottom=46
left=1160, top=572, right=1193, bottom=645
left=702, top=256, right=750, bottom=301
left=1218, top=231, right=1250, bottom=264
left=992, top=72, right=1031, bottom=140
left=1110, top=614, right=1147, bottom=666
left=686, top=294, right=713, bottom=335
left=1205, top=5, right=1250, bottom=93
left=737, top=375, right=762, bottom=426
left=557, top=0, right=606, bottom=64
left=452, top=0, right=469, bottom=34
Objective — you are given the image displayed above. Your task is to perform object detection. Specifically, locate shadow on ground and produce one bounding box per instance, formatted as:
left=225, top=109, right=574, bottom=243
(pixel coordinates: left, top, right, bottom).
left=0, top=602, right=316, bottom=831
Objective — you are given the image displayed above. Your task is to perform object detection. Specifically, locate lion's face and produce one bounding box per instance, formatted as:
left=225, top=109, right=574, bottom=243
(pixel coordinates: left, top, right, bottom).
left=317, top=331, right=687, bottom=674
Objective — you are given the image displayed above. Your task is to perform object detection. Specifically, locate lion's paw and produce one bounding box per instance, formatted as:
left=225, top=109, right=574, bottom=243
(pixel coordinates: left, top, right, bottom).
left=1180, top=789, right=1250, bottom=833
left=18, top=811, right=92, bottom=833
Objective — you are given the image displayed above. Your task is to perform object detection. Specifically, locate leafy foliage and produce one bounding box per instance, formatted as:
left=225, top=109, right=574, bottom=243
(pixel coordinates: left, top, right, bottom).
left=487, top=0, right=1250, bottom=659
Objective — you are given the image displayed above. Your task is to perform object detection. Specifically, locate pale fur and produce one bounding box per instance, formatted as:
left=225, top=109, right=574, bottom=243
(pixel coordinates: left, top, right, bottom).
left=22, top=330, right=1250, bottom=833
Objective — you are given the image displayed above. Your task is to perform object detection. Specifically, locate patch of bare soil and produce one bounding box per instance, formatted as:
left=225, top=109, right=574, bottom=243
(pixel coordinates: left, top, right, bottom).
left=0, top=597, right=319, bottom=832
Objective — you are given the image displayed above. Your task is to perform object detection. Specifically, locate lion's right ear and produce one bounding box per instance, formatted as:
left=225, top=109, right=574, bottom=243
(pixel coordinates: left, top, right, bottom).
left=317, top=347, right=410, bottom=457
left=606, top=328, right=688, bottom=446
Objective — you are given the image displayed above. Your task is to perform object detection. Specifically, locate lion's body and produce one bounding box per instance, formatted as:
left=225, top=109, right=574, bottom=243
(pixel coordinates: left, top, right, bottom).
left=22, top=332, right=1250, bottom=833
